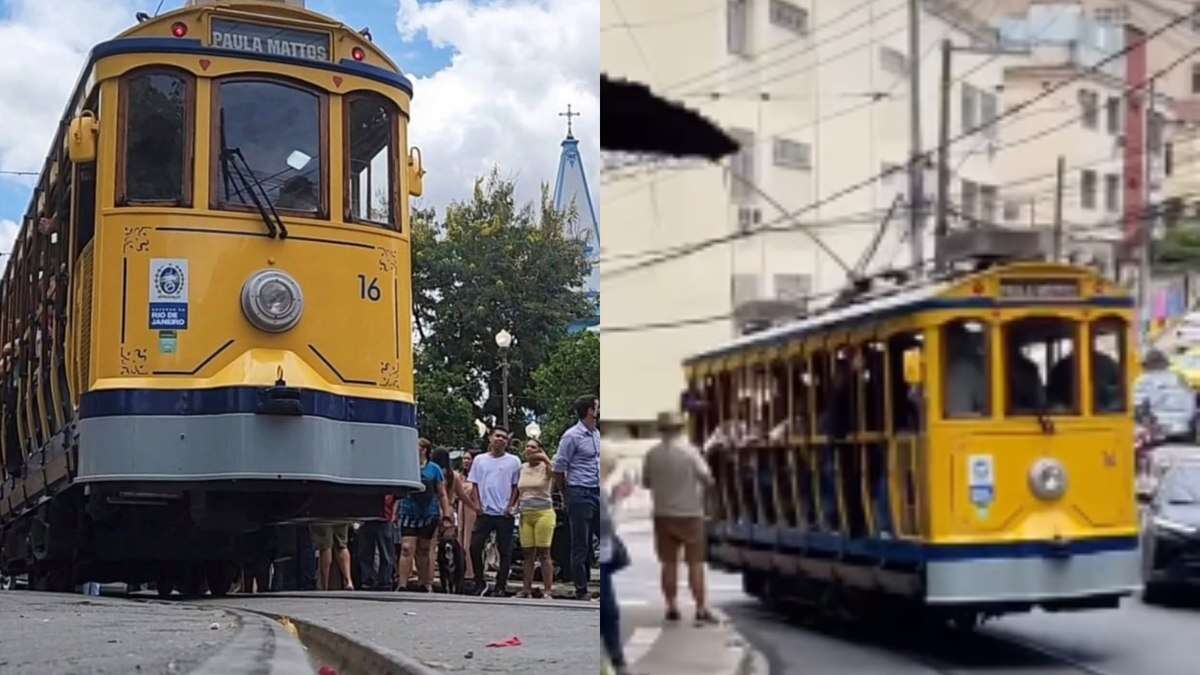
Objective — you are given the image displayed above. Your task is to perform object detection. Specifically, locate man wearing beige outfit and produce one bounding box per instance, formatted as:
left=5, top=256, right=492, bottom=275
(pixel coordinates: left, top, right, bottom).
left=641, top=411, right=717, bottom=626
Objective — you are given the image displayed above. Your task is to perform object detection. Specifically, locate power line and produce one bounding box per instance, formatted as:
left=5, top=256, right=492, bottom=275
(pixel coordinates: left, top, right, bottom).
left=603, top=8, right=1197, bottom=279
left=601, top=2, right=722, bottom=32
left=0, top=171, right=39, bottom=177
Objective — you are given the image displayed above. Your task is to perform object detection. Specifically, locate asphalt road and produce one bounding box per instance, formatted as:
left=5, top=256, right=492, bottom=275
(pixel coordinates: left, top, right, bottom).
left=614, top=496, right=1200, bottom=675
left=0, top=592, right=237, bottom=674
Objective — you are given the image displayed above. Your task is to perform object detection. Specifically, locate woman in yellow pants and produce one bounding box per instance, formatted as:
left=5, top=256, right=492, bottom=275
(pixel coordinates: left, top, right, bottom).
left=513, top=439, right=556, bottom=598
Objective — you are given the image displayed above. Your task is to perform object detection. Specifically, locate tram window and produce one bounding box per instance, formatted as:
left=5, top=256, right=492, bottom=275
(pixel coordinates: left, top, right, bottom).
left=214, top=78, right=323, bottom=216
left=768, top=360, right=788, bottom=439
left=887, top=332, right=923, bottom=433
left=346, top=93, right=397, bottom=228
left=811, top=349, right=830, bottom=434
left=863, top=341, right=886, bottom=431
left=942, top=320, right=990, bottom=418
left=1091, top=319, right=1127, bottom=413
left=1004, top=318, right=1079, bottom=415
left=119, top=69, right=192, bottom=205
left=823, top=347, right=856, bottom=439
left=73, top=165, right=96, bottom=256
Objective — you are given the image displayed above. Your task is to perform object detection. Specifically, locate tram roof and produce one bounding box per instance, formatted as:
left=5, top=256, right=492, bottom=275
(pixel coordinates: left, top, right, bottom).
left=683, top=262, right=1129, bottom=367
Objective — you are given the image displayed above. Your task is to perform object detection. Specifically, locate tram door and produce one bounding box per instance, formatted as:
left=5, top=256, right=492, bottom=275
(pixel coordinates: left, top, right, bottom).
left=888, top=331, right=924, bottom=537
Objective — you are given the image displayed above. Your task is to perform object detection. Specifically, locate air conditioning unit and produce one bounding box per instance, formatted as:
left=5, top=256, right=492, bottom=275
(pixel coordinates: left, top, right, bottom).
left=737, top=207, right=762, bottom=232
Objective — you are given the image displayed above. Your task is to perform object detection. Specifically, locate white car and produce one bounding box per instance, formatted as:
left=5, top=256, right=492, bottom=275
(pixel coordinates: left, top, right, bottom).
left=1176, top=313, right=1200, bottom=346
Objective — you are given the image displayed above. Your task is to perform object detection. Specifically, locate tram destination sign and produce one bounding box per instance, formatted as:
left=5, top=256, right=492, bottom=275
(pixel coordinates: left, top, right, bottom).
left=998, top=279, right=1080, bottom=300
left=210, top=18, right=331, bottom=62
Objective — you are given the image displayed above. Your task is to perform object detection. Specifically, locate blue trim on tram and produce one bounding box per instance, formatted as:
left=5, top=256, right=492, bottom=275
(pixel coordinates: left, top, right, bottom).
left=79, top=387, right=416, bottom=427
left=90, top=38, right=415, bottom=96
left=686, top=296, right=1136, bottom=364
left=727, top=525, right=1138, bottom=563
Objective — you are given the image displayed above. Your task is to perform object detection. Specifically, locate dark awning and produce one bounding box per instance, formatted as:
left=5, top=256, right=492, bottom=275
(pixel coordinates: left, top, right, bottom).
left=601, top=74, right=739, bottom=160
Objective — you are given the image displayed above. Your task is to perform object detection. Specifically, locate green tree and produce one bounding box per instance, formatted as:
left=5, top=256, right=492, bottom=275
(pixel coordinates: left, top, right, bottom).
left=1154, top=221, right=1200, bottom=271
left=530, top=330, right=599, bottom=452
left=414, top=352, right=479, bottom=448
left=412, top=169, right=591, bottom=443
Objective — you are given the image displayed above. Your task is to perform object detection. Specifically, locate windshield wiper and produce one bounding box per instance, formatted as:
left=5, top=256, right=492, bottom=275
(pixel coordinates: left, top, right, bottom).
left=219, top=109, right=288, bottom=239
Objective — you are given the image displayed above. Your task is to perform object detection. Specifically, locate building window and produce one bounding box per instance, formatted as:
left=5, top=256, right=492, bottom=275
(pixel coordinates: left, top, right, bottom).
left=1081, top=169, right=1097, bottom=210
left=980, top=91, right=998, bottom=138
left=980, top=185, right=997, bottom=224
left=1003, top=199, right=1021, bottom=221
left=774, top=273, right=811, bottom=303
left=769, top=0, right=807, bottom=35
left=118, top=68, right=194, bottom=206
left=1080, top=89, right=1099, bottom=129
left=1193, top=62, right=1200, bottom=93
left=730, top=127, right=755, bottom=204
left=346, top=92, right=397, bottom=228
left=1166, top=141, right=1174, bottom=176
left=880, top=46, right=908, bottom=77
left=1104, top=173, right=1119, bottom=212
left=961, top=84, right=978, bottom=133
left=728, top=0, right=750, bottom=56
left=1106, top=96, right=1121, bottom=134
left=961, top=179, right=978, bottom=224
left=773, top=138, right=811, bottom=170
left=1149, top=112, right=1164, bottom=154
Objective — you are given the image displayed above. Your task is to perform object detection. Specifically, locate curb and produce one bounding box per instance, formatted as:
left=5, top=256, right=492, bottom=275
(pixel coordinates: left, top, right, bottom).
left=221, top=605, right=438, bottom=675
left=220, top=589, right=599, bottom=611
left=716, top=608, right=769, bottom=675
left=190, top=608, right=314, bottom=675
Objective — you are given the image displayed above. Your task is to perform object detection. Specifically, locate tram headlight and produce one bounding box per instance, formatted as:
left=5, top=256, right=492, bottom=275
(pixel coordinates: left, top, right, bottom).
left=241, top=270, right=303, bottom=333
left=1028, top=458, right=1068, bottom=501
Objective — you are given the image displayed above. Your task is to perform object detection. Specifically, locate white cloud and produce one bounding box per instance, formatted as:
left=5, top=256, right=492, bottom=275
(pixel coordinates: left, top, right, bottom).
left=396, top=0, right=600, bottom=217
left=0, top=1, right=136, bottom=176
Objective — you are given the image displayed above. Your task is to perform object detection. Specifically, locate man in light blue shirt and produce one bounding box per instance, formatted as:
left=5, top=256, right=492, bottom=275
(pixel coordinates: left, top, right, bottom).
left=554, top=395, right=600, bottom=599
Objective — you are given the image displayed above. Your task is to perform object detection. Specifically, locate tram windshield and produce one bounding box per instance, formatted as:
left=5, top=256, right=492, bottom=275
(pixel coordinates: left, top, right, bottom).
left=215, top=79, right=322, bottom=215
left=1004, top=317, right=1079, bottom=415
left=942, top=319, right=989, bottom=418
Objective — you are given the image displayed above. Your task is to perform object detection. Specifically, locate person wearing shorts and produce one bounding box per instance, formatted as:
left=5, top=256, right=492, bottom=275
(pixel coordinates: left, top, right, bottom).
left=309, top=522, right=353, bottom=591
left=512, top=438, right=556, bottom=598
left=396, top=438, right=452, bottom=591
left=642, top=411, right=717, bottom=626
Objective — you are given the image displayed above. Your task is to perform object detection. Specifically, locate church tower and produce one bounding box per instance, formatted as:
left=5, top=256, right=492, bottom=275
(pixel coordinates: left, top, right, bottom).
left=552, top=105, right=599, bottom=332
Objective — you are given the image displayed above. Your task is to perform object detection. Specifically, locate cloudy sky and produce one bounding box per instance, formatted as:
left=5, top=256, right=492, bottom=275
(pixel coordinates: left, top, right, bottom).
left=0, top=0, right=599, bottom=268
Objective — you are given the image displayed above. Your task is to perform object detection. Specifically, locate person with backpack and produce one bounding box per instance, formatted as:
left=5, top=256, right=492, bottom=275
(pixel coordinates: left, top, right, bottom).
left=396, top=438, right=453, bottom=592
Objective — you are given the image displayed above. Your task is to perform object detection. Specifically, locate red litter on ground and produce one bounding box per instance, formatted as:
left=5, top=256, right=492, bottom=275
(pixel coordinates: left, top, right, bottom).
left=486, top=636, right=523, bottom=648
left=318, top=666, right=338, bottom=675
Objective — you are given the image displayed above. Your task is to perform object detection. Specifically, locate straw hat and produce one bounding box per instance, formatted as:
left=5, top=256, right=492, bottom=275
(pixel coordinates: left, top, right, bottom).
left=656, top=411, right=686, bottom=431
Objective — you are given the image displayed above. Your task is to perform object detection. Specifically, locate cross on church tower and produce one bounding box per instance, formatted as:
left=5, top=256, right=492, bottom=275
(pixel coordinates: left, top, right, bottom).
left=559, top=104, right=580, bottom=138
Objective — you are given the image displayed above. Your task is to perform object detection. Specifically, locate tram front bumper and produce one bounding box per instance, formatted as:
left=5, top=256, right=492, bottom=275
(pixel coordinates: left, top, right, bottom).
left=924, top=542, right=1141, bottom=605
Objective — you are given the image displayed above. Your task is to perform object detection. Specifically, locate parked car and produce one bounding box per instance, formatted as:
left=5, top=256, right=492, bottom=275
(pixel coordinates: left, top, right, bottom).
left=1134, top=369, right=1198, bottom=442
left=1140, top=461, right=1200, bottom=603
left=1176, top=312, right=1200, bottom=346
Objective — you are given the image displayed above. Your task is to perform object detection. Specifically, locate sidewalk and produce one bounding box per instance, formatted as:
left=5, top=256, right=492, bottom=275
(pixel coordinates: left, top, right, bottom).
left=611, top=486, right=766, bottom=675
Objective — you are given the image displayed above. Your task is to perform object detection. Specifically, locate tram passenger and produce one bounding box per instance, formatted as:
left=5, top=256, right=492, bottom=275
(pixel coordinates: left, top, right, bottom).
left=1047, top=349, right=1121, bottom=413
left=1006, top=342, right=1045, bottom=412
left=396, top=438, right=453, bottom=592
left=944, top=322, right=987, bottom=416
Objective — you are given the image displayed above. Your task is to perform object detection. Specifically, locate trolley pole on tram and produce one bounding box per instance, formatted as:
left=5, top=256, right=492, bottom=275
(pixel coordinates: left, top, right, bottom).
left=908, top=0, right=926, bottom=277
left=934, top=38, right=951, bottom=272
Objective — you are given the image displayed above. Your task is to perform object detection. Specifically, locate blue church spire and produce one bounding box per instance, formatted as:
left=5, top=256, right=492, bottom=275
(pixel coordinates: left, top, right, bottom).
left=552, top=104, right=599, bottom=332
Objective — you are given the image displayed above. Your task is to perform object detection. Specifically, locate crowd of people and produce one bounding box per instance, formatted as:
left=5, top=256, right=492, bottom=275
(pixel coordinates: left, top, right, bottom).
left=262, top=395, right=602, bottom=601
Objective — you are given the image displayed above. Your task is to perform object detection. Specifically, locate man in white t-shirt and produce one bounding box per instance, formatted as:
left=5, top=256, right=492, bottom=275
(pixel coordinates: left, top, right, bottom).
left=467, top=426, right=522, bottom=596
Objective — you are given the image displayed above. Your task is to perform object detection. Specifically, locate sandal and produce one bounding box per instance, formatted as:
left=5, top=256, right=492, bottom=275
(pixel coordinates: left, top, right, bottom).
left=664, top=608, right=681, bottom=622
left=694, top=609, right=719, bottom=626
left=516, top=590, right=532, bottom=598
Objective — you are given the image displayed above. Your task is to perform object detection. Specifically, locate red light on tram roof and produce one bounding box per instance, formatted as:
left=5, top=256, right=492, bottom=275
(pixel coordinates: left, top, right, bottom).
left=351, top=47, right=365, bottom=61
left=972, top=281, right=985, bottom=295
left=171, top=22, right=188, bottom=38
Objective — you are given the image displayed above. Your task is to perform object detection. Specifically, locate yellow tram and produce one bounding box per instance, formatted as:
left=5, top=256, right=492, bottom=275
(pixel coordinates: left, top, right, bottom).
left=0, top=0, right=424, bottom=593
left=684, top=260, right=1140, bottom=624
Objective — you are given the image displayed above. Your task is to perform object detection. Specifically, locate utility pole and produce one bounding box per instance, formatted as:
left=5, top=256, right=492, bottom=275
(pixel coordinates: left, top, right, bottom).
left=908, top=0, right=925, bottom=275
left=1139, top=80, right=1155, bottom=344
left=935, top=39, right=951, bottom=271
left=1053, top=156, right=1064, bottom=261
